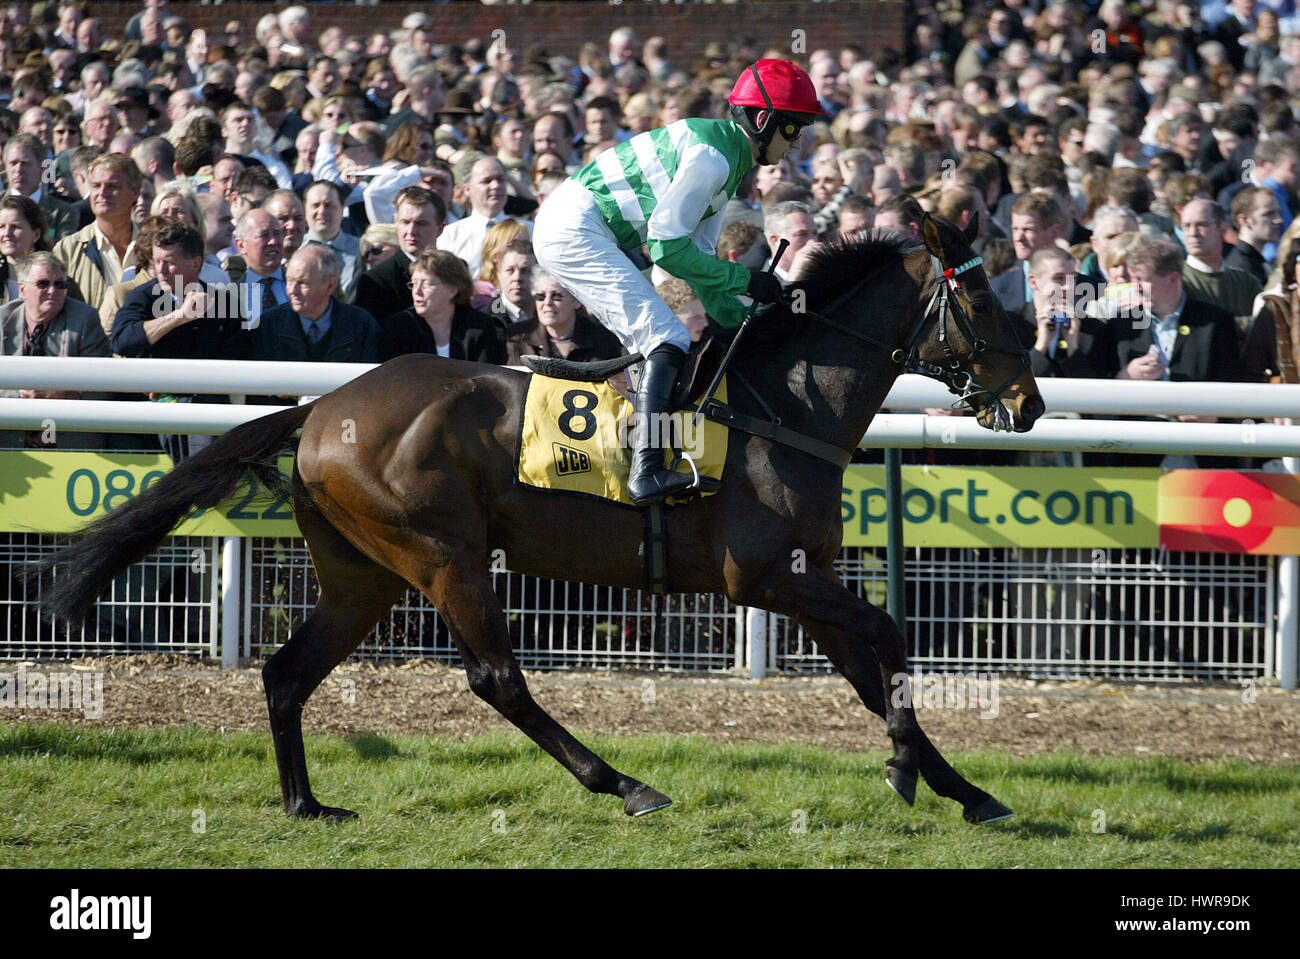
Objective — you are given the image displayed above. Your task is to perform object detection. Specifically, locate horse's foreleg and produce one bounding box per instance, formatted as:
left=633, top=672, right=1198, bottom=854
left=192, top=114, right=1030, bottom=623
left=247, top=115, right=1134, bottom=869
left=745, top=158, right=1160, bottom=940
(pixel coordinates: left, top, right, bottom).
left=812, top=623, right=1008, bottom=820
left=750, top=567, right=1010, bottom=823
left=425, top=559, right=671, bottom=817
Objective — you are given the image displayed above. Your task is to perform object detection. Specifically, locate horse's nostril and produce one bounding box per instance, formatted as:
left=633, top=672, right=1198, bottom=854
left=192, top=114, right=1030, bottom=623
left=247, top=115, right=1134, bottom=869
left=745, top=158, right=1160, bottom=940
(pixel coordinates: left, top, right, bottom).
left=1021, top=394, right=1045, bottom=425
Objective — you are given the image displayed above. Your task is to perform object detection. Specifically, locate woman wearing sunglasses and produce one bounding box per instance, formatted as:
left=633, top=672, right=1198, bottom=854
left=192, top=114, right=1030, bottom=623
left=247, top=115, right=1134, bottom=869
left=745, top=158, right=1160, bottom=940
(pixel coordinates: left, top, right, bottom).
left=359, top=224, right=400, bottom=271
left=533, top=59, right=824, bottom=504
left=505, top=267, right=625, bottom=366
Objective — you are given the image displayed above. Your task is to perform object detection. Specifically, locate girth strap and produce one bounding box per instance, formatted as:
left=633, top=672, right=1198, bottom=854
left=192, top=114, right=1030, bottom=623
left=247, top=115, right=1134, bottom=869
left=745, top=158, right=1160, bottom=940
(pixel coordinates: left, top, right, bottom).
left=642, top=502, right=670, bottom=595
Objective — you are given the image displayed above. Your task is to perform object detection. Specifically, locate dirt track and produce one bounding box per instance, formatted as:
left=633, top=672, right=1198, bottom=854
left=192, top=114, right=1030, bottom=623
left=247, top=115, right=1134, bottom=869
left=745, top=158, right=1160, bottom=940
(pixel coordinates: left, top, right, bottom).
left=4, top=655, right=1298, bottom=765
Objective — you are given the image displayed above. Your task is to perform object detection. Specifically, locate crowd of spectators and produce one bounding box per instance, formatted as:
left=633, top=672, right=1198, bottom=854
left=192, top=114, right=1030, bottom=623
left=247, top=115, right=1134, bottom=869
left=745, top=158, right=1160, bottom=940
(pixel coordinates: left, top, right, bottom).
left=0, top=0, right=1297, bottom=463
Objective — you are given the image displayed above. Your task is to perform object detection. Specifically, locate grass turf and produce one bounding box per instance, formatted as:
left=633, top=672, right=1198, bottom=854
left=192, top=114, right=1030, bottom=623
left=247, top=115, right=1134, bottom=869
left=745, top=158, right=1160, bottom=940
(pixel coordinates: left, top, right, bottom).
left=2, top=722, right=1297, bottom=868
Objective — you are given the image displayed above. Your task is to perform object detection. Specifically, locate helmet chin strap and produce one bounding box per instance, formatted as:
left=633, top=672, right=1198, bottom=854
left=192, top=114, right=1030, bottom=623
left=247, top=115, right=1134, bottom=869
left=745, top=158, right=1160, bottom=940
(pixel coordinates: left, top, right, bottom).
left=738, top=63, right=781, bottom=160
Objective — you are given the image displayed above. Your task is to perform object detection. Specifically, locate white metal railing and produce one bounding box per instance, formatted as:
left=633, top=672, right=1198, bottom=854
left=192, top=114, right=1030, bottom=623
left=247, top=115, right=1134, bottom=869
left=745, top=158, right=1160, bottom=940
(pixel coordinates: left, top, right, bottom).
left=3, top=400, right=1300, bottom=457
left=0, top=357, right=1295, bottom=685
left=0, top=356, right=375, bottom=397
left=5, top=358, right=1300, bottom=418
left=241, top=537, right=740, bottom=671
left=230, top=539, right=1268, bottom=681
left=2, top=533, right=1267, bottom=681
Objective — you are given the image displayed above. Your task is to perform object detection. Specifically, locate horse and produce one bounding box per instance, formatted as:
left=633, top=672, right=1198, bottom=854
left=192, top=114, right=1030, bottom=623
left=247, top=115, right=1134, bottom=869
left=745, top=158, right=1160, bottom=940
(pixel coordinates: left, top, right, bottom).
left=31, top=213, right=1043, bottom=824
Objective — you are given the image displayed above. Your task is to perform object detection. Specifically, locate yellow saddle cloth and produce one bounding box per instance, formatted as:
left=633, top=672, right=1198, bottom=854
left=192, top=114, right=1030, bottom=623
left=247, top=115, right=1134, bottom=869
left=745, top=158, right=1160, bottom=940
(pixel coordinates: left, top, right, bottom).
left=517, top=374, right=729, bottom=506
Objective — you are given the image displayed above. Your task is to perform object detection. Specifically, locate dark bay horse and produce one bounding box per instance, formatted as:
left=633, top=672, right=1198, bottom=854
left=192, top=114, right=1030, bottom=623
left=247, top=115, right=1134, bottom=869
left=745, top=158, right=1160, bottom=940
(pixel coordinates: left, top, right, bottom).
left=33, top=214, right=1043, bottom=824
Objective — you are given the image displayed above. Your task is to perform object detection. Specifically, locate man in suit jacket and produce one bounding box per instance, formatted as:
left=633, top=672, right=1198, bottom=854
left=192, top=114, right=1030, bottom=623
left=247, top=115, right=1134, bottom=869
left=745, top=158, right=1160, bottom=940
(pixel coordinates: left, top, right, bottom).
left=110, top=223, right=251, bottom=461
left=1111, top=234, right=1243, bottom=468
left=52, top=153, right=140, bottom=311
left=225, top=209, right=286, bottom=331
left=4, top=135, right=79, bottom=244
left=0, top=251, right=110, bottom=449
left=303, top=181, right=361, bottom=302
left=1019, top=247, right=1120, bottom=382
left=354, top=186, right=445, bottom=325
left=990, top=192, right=1066, bottom=316
left=247, top=246, right=380, bottom=406
left=1213, top=0, right=1254, bottom=72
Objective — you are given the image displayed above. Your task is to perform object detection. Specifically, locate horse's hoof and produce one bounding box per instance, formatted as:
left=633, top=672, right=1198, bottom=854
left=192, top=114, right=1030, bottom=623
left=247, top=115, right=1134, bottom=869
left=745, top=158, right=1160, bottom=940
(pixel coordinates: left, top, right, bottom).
left=963, top=797, right=1014, bottom=825
left=885, top=764, right=917, bottom=806
left=291, top=802, right=359, bottom=822
left=624, top=784, right=673, bottom=817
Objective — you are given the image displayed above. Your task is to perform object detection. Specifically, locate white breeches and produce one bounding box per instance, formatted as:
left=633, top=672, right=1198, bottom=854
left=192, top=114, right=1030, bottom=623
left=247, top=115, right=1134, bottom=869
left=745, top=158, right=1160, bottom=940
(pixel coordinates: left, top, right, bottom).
left=532, top=178, right=691, bottom=358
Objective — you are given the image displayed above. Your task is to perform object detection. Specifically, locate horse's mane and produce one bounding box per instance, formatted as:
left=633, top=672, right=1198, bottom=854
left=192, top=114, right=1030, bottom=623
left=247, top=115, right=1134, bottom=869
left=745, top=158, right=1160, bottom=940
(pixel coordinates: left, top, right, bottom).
left=794, top=229, right=926, bottom=311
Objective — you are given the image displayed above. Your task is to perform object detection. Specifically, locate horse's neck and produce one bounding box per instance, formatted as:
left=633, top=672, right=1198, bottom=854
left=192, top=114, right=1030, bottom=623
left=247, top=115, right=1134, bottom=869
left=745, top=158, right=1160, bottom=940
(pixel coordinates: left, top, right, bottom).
left=736, top=322, right=907, bottom=458
left=726, top=255, right=925, bottom=460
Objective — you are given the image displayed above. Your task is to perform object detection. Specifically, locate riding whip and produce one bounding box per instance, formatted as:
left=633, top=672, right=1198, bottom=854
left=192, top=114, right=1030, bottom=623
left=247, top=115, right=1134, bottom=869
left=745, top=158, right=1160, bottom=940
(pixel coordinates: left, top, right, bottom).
left=694, top=237, right=789, bottom=428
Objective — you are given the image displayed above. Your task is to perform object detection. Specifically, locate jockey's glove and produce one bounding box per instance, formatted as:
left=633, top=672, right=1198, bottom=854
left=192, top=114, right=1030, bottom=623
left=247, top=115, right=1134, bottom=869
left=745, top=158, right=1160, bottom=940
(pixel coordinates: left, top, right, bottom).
left=749, top=300, right=785, bottom=328
left=746, top=269, right=784, bottom=304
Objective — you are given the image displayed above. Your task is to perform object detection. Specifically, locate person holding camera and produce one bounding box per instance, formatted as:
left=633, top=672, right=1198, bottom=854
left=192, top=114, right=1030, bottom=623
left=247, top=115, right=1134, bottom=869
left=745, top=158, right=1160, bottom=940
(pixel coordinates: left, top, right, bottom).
left=1021, top=246, right=1119, bottom=381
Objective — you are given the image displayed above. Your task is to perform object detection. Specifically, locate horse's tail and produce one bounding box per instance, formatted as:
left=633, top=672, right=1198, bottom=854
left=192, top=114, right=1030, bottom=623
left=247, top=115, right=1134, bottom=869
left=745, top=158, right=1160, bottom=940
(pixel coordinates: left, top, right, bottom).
left=26, top=402, right=315, bottom=624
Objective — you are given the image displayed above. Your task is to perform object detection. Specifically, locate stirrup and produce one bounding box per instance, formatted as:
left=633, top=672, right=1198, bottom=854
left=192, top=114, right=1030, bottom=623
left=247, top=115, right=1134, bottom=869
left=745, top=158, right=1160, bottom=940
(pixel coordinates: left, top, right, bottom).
left=629, top=467, right=695, bottom=506
left=677, top=450, right=701, bottom=489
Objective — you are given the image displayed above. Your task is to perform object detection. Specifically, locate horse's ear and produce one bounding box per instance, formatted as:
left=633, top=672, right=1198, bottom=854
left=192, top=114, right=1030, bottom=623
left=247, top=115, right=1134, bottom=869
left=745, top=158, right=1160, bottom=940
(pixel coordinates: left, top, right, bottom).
left=961, top=210, right=979, bottom=246
left=920, top=212, right=945, bottom=257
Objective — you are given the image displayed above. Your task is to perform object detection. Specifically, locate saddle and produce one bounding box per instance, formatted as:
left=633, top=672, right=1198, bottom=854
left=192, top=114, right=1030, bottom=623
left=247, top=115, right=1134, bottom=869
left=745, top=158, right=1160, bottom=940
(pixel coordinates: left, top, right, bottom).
left=519, top=331, right=728, bottom=410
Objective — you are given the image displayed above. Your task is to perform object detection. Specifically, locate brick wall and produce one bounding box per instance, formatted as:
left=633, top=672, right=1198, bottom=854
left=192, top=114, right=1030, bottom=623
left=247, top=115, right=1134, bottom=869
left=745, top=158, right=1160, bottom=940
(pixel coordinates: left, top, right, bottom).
left=88, top=2, right=904, bottom=69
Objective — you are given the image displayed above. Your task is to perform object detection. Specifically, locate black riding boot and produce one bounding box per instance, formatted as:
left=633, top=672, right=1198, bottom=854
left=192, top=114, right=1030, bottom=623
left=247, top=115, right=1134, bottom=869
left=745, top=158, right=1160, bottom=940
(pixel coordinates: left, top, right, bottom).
left=628, top=344, right=695, bottom=506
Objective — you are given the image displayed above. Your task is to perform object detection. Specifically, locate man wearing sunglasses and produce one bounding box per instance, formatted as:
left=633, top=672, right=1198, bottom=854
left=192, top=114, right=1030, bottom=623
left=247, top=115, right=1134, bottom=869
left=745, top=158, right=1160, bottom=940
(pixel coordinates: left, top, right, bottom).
left=533, top=59, right=824, bottom=505
left=0, top=252, right=111, bottom=449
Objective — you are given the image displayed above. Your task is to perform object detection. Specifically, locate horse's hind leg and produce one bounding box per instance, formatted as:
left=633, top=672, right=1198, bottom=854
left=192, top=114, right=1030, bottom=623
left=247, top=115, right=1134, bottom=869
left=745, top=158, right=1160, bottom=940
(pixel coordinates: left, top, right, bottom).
left=416, top=551, right=671, bottom=816
left=262, top=496, right=408, bottom=820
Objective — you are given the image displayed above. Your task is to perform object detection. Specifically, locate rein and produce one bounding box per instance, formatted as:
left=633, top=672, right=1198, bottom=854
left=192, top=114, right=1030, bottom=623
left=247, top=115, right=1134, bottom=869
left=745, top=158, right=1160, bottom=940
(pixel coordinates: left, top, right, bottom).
left=700, top=246, right=1030, bottom=470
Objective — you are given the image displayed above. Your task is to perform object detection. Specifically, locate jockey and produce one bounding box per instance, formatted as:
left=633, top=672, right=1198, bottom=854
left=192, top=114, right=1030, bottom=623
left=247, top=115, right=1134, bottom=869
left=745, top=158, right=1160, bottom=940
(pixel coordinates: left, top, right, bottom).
left=533, top=59, right=825, bottom=505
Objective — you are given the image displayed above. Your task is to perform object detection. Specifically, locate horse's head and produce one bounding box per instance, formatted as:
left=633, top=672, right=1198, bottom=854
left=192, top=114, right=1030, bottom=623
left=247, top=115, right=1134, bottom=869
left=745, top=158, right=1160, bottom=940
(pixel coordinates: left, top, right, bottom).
left=909, top=213, right=1044, bottom=432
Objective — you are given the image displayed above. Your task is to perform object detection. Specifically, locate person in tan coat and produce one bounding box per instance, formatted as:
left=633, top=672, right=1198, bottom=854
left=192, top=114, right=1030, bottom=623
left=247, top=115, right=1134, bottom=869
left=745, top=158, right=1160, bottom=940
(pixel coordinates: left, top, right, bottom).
left=51, top=153, right=139, bottom=311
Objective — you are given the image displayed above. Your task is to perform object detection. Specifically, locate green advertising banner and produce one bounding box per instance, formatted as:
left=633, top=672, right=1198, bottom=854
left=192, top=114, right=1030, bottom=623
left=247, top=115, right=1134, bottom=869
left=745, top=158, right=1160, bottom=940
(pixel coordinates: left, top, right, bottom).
left=0, top=454, right=1162, bottom=547
left=840, top=466, right=1160, bottom=548
left=0, top=451, right=300, bottom=537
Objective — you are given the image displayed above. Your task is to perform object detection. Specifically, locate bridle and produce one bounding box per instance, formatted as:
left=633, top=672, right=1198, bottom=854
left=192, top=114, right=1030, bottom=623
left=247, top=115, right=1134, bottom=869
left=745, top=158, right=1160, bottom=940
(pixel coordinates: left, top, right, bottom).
left=799, top=246, right=1031, bottom=432
left=700, top=238, right=1033, bottom=472
left=907, top=252, right=1030, bottom=431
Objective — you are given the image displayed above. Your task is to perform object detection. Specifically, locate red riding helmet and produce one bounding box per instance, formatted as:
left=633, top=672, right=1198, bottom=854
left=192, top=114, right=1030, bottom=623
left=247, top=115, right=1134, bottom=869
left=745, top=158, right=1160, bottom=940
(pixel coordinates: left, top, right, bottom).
left=728, top=60, right=826, bottom=156
left=728, top=59, right=825, bottom=121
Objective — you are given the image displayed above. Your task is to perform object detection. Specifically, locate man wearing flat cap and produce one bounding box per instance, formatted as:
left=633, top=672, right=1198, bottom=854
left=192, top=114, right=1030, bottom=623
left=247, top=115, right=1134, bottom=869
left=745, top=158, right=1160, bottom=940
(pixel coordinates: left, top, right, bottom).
left=114, top=86, right=159, bottom=138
